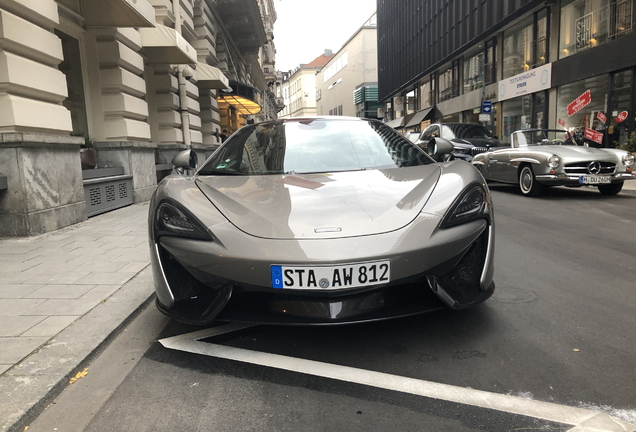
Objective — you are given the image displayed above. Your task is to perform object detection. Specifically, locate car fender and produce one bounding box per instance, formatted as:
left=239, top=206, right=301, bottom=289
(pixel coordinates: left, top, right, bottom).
left=510, top=157, right=541, bottom=165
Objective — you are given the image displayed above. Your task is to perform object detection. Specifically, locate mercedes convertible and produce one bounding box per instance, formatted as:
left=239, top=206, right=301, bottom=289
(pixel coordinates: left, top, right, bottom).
left=472, top=129, right=635, bottom=196
left=148, top=117, right=495, bottom=325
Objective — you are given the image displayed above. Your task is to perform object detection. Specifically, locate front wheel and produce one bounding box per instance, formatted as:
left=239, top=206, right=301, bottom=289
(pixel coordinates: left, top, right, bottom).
left=519, top=165, right=542, bottom=197
left=598, top=182, right=623, bottom=196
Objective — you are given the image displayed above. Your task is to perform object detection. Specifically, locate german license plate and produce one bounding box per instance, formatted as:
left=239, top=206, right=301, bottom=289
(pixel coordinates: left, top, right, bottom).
left=270, top=260, right=390, bottom=290
left=579, top=176, right=611, bottom=184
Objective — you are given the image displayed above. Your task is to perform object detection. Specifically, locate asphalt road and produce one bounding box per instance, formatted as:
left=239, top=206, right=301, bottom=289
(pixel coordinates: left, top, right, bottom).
left=24, top=185, right=636, bottom=432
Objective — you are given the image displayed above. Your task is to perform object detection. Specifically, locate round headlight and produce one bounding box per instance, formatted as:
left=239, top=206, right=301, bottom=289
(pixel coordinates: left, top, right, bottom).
left=548, top=155, right=560, bottom=168
left=623, top=153, right=635, bottom=167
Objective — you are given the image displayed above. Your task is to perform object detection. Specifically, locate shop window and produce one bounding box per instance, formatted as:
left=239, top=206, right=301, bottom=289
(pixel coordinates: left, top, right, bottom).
left=608, top=70, right=632, bottom=147
left=502, top=95, right=532, bottom=143
left=560, top=0, right=634, bottom=58
left=556, top=75, right=608, bottom=133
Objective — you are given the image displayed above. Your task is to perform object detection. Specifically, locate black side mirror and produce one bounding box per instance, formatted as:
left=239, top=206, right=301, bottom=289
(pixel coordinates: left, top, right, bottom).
left=172, top=149, right=198, bottom=174
left=426, top=137, right=454, bottom=157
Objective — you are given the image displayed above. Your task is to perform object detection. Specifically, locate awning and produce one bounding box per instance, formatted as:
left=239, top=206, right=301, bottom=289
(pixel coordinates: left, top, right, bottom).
left=196, top=63, right=229, bottom=90
left=140, top=25, right=197, bottom=64
left=386, top=117, right=405, bottom=128
left=218, top=82, right=262, bottom=115
left=405, top=107, right=434, bottom=128
left=80, top=0, right=155, bottom=27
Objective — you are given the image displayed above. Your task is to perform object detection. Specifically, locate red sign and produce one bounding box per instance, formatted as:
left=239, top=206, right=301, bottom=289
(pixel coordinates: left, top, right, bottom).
left=584, top=128, right=604, bottom=145
left=617, top=111, right=628, bottom=123
left=558, top=119, right=566, bottom=127
left=567, top=90, right=591, bottom=117
left=596, top=112, right=607, bottom=124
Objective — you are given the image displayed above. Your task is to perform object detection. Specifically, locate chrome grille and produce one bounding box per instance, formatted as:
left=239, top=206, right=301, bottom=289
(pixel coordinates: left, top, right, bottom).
left=564, top=161, right=616, bottom=175
left=471, top=147, right=489, bottom=156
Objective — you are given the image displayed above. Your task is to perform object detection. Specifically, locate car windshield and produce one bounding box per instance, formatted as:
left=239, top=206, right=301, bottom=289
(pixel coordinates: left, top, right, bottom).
left=197, top=119, right=435, bottom=176
left=442, top=124, right=493, bottom=139
left=513, top=130, right=579, bottom=147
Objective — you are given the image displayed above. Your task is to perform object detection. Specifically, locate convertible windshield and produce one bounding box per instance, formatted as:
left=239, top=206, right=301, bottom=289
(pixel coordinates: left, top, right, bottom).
left=198, top=119, right=435, bottom=175
left=442, top=124, right=493, bottom=140
left=513, top=130, right=579, bottom=147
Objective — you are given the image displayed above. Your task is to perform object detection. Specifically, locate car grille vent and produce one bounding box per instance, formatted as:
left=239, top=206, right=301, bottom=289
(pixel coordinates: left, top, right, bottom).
left=471, top=147, right=489, bottom=156
left=564, top=161, right=616, bottom=175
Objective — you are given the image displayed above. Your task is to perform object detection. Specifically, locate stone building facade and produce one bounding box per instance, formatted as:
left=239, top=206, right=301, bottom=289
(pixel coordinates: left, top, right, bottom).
left=0, top=0, right=280, bottom=236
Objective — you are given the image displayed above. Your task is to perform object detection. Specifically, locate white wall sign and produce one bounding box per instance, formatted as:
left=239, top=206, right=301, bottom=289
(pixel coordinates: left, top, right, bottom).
left=498, top=63, right=552, bottom=102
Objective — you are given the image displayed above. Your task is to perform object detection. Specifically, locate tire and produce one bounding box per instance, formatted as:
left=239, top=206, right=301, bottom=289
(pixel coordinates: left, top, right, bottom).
left=598, top=182, right=623, bottom=196
left=518, top=165, right=542, bottom=197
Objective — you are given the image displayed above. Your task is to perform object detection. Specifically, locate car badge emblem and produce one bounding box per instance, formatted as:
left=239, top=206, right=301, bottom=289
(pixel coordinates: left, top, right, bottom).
left=314, top=227, right=342, bottom=233
left=587, top=161, right=601, bottom=174
left=319, top=278, right=330, bottom=288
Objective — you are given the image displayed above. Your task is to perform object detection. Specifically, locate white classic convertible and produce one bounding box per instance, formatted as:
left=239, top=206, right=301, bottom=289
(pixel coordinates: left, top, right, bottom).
left=472, top=129, right=635, bottom=196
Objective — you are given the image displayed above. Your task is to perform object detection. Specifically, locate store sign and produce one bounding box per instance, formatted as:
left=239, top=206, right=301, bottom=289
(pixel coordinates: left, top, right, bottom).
left=616, top=111, right=628, bottom=123
left=567, top=90, right=591, bottom=117
left=558, top=119, right=566, bottom=127
left=576, top=13, right=593, bottom=51
left=596, top=112, right=607, bottom=124
left=498, top=63, right=552, bottom=102
left=584, top=128, right=604, bottom=144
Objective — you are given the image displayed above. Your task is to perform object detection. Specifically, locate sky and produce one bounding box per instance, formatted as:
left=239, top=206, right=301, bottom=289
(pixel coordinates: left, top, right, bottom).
left=272, top=0, right=377, bottom=72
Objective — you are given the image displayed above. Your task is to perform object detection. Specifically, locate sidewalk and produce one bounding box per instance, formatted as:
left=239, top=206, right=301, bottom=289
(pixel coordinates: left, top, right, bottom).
left=0, top=203, right=154, bottom=432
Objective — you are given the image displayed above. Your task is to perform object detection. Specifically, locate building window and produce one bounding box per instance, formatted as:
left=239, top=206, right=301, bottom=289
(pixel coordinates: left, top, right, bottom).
left=324, top=51, right=348, bottom=82
left=503, top=16, right=534, bottom=79
left=264, top=68, right=269, bottom=73
left=418, top=78, right=432, bottom=110
left=485, top=38, right=497, bottom=84
left=560, top=0, right=633, bottom=58
left=463, top=49, right=485, bottom=93
left=438, top=61, right=459, bottom=102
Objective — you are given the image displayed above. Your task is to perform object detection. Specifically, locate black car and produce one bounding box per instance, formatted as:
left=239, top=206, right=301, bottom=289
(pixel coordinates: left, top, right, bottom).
left=415, top=123, right=502, bottom=161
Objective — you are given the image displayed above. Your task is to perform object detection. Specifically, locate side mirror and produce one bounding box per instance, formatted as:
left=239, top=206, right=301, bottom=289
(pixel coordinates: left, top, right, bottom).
left=172, top=149, right=198, bottom=174
left=426, top=137, right=454, bottom=157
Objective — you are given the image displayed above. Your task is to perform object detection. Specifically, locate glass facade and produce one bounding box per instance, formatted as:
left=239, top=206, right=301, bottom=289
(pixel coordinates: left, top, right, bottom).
left=503, top=17, right=534, bottom=79
left=608, top=70, right=632, bottom=146
left=502, top=95, right=532, bottom=143
left=463, top=49, right=485, bottom=93
left=560, top=0, right=634, bottom=58
left=556, top=75, right=608, bottom=133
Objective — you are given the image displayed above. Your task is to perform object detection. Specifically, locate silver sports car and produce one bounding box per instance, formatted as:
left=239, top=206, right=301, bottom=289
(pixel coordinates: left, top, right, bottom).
left=149, top=117, right=495, bottom=325
left=472, top=129, right=635, bottom=196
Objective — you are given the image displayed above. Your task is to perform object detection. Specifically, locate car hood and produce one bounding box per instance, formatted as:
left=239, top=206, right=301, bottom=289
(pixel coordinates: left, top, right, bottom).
left=535, top=145, right=616, bottom=160
left=451, top=137, right=501, bottom=148
left=194, top=166, right=441, bottom=239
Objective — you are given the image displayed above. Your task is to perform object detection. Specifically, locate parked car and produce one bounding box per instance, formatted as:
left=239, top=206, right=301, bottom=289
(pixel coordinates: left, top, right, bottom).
left=149, top=116, right=495, bottom=325
left=415, top=123, right=502, bottom=161
left=472, top=129, right=635, bottom=196
left=406, top=131, right=420, bottom=143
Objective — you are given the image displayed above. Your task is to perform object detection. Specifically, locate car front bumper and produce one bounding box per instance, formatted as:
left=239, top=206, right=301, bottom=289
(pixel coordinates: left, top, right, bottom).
left=535, top=172, right=636, bottom=185
left=150, top=220, right=495, bottom=326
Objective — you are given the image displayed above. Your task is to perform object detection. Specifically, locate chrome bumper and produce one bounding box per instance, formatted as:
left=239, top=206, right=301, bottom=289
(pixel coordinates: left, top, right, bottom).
left=535, top=173, right=636, bottom=184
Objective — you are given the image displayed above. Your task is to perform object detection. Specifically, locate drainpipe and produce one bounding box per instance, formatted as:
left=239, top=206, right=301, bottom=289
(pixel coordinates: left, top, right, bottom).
left=172, top=0, right=191, bottom=149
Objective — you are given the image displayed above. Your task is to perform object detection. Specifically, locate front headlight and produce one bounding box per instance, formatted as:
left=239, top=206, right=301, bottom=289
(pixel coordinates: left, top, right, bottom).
left=547, top=155, right=560, bottom=168
left=154, top=200, right=213, bottom=241
left=623, top=153, right=635, bottom=167
left=440, top=183, right=491, bottom=229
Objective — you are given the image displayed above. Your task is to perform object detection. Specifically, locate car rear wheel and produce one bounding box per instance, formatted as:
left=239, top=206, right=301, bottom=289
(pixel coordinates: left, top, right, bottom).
left=598, top=182, right=623, bottom=196
left=519, top=165, right=541, bottom=197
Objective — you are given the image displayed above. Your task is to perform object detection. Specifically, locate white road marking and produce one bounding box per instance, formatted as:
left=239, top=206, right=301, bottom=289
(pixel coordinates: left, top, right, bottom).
left=160, top=324, right=636, bottom=432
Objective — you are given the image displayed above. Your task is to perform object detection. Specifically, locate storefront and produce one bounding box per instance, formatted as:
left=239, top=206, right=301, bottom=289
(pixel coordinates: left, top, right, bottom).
left=498, top=63, right=552, bottom=142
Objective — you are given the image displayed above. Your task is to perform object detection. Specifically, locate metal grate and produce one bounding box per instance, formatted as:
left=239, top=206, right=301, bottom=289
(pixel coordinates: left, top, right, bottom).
left=89, top=187, right=101, bottom=206
left=105, top=185, right=116, bottom=202
left=119, top=183, right=128, bottom=199
left=84, top=176, right=133, bottom=217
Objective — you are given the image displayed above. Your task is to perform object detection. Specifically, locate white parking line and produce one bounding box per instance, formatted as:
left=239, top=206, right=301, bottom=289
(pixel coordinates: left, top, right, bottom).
left=159, top=324, right=636, bottom=432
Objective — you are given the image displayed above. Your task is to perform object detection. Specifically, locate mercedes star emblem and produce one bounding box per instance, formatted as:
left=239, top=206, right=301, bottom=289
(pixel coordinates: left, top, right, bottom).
left=587, top=161, right=601, bottom=174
